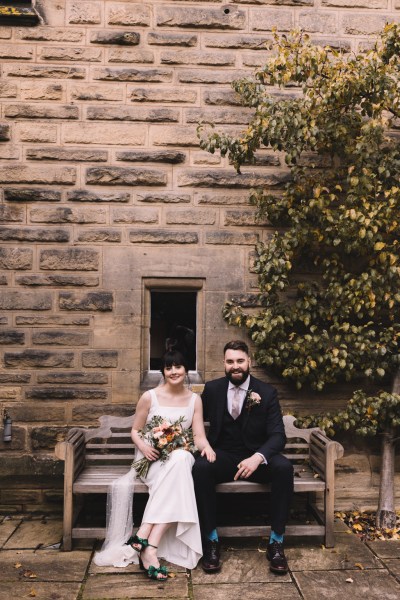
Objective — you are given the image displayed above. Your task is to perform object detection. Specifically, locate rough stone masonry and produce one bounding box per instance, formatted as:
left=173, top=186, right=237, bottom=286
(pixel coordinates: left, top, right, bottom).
left=0, top=1, right=399, bottom=511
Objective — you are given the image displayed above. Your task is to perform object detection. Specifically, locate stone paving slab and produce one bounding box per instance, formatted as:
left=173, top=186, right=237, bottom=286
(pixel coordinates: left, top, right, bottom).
left=0, top=549, right=90, bottom=581
left=0, top=581, right=81, bottom=600
left=191, top=546, right=290, bottom=583
left=82, top=572, right=188, bottom=599
left=287, top=532, right=382, bottom=571
left=0, top=517, right=22, bottom=547
left=293, top=568, right=400, bottom=600
left=366, top=539, right=400, bottom=558
left=385, top=559, right=400, bottom=582
left=192, top=582, right=301, bottom=600
left=4, top=518, right=63, bottom=549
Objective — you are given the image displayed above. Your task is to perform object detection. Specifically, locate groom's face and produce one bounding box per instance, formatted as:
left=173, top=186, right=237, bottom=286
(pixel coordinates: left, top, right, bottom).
left=224, top=349, right=251, bottom=385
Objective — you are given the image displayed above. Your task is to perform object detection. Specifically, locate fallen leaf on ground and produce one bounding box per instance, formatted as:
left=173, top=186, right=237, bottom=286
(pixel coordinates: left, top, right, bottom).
left=346, top=578, right=354, bottom=583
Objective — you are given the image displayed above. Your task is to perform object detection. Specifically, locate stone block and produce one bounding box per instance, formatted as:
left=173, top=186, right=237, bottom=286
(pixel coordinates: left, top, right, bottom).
left=5, top=104, right=79, bottom=119
left=29, top=206, right=107, bottom=224
left=0, top=165, right=75, bottom=185
left=151, top=125, right=200, bottom=146
left=72, top=402, right=132, bottom=421
left=186, top=107, right=252, bottom=124
left=204, top=34, right=271, bottom=49
left=0, top=205, right=24, bottom=222
left=0, top=275, right=8, bottom=285
left=156, top=6, right=246, bottom=29
left=0, top=454, right=64, bottom=478
left=31, top=426, right=69, bottom=450
left=147, top=32, right=198, bottom=46
left=68, top=2, right=102, bottom=25
left=40, top=248, right=99, bottom=271
left=63, top=122, right=146, bottom=145
left=16, top=274, right=99, bottom=287
left=0, top=374, right=31, bottom=383
left=107, top=4, right=151, bottom=26
left=192, top=151, right=221, bottom=165
left=129, top=230, right=198, bottom=244
left=67, top=189, right=130, bottom=203
left=0, top=386, right=20, bottom=399
left=166, top=209, right=216, bottom=225
left=32, top=330, right=90, bottom=346
left=26, top=388, right=107, bottom=400
left=4, top=188, right=61, bottom=202
left=0, top=82, right=17, bottom=97
left=70, top=84, right=123, bottom=102
left=116, top=150, right=186, bottom=163
left=129, top=86, right=197, bottom=103
left=15, top=316, right=90, bottom=326
left=250, top=9, right=293, bottom=31
left=87, top=106, right=179, bottom=122
left=16, top=123, right=58, bottom=143
left=93, top=66, right=173, bottom=82
left=323, top=0, right=386, bottom=6
left=225, top=209, right=268, bottom=226
left=0, top=145, right=20, bottom=160
left=0, top=427, right=26, bottom=452
left=20, top=82, right=64, bottom=101
left=26, top=147, right=108, bottom=162
left=205, top=231, right=259, bottom=245
left=0, top=248, right=32, bottom=270
left=161, top=50, right=235, bottom=65
left=39, top=46, right=102, bottom=62
left=299, top=10, right=337, bottom=33
left=0, top=227, right=69, bottom=242
left=178, top=68, right=250, bottom=84
left=82, top=350, right=118, bottom=368
left=90, top=30, right=140, bottom=45
left=86, top=166, right=167, bottom=186
left=0, top=331, right=25, bottom=345
left=37, top=371, right=108, bottom=384
left=0, top=123, right=10, bottom=140
left=178, top=169, right=290, bottom=188
left=0, top=44, right=33, bottom=59
left=0, top=291, right=52, bottom=310
left=4, top=350, right=74, bottom=368
left=75, top=229, right=122, bottom=243
left=108, top=48, right=154, bottom=63
left=4, top=65, right=85, bottom=79
left=111, top=207, right=159, bottom=224
left=137, top=192, right=191, bottom=203
left=341, top=14, right=391, bottom=35
left=15, top=26, right=85, bottom=42
left=59, top=291, right=114, bottom=311
left=204, top=89, right=242, bottom=106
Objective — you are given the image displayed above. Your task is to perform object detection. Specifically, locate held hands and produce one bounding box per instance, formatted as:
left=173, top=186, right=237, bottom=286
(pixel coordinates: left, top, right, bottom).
left=139, top=442, right=160, bottom=462
left=201, top=444, right=216, bottom=463
left=234, top=453, right=264, bottom=480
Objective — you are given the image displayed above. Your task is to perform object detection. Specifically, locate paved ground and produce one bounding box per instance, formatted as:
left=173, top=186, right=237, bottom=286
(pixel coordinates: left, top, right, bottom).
left=1, top=515, right=399, bottom=600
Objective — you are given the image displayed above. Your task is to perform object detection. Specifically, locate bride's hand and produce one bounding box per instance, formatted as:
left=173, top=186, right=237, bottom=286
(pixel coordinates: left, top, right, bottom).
left=140, top=442, right=160, bottom=462
left=201, top=445, right=216, bottom=463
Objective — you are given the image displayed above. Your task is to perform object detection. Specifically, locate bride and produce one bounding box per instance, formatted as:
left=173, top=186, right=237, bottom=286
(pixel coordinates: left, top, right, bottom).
left=94, top=347, right=215, bottom=579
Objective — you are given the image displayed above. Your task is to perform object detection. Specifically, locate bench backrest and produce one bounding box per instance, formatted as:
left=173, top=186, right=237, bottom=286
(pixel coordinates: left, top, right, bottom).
left=69, top=413, right=322, bottom=467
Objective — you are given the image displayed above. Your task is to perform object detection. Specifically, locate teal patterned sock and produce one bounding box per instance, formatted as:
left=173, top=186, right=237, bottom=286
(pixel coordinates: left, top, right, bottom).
left=207, top=529, right=219, bottom=542
left=270, top=530, right=284, bottom=544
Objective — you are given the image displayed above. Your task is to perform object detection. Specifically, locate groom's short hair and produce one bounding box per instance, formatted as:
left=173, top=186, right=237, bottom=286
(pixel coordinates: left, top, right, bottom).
left=223, top=340, right=249, bottom=355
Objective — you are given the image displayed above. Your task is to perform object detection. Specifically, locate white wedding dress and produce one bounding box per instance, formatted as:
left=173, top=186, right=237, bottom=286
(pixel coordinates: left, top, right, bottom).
left=93, top=389, right=202, bottom=570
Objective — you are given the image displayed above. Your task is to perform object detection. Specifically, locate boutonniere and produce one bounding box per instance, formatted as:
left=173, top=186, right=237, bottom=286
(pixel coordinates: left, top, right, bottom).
left=246, top=389, right=261, bottom=411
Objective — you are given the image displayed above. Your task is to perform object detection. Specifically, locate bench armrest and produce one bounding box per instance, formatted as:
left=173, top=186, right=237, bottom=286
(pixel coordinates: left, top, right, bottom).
left=309, top=430, right=344, bottom=481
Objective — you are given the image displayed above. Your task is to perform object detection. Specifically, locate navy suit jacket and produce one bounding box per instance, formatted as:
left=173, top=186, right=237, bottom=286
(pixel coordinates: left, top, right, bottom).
left=201, top=375, right=286, bottom=461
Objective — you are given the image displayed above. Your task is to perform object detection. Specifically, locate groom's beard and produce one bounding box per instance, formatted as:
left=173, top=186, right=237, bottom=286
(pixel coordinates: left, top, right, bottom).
left=225, top=367, right=250, bottom=386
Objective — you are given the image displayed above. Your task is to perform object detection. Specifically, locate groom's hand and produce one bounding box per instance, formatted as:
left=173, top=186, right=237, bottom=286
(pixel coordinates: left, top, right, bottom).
left=234, top=454, right=264, bottom=480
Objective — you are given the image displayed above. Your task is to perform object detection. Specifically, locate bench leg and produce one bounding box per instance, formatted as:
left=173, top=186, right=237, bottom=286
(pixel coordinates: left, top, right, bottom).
left=324, top=484, right=335, bottom=548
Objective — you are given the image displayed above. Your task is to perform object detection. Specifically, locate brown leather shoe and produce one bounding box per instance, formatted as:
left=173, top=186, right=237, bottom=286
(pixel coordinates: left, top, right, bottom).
left=201, top=540, right=221, bottom=573
left=266, top=541, right=289, bottom=574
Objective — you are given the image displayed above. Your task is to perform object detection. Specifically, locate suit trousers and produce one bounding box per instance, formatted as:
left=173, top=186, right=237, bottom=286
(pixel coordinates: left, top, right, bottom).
left=192, top=449, right=294, bottom=538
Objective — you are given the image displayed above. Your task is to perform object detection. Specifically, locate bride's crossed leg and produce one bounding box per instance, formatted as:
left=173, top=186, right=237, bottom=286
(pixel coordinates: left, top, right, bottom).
left=130, top=522, right=171, bottom=580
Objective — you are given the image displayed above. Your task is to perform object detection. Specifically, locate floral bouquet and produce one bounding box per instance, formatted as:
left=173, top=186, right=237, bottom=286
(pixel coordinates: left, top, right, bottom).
left=132, top=415, right=197, bottom=478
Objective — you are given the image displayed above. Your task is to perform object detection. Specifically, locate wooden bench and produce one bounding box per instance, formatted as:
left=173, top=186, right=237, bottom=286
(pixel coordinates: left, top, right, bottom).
left=55, top=405, right=344, bottom=552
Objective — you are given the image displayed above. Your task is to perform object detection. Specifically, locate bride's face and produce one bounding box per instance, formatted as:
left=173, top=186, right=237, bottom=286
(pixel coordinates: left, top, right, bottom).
left=164, top=363, right=186, bottom=385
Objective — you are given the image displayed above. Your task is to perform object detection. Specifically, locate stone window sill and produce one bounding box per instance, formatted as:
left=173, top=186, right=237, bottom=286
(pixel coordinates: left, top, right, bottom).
left=0, top=2, right=41, bottom=26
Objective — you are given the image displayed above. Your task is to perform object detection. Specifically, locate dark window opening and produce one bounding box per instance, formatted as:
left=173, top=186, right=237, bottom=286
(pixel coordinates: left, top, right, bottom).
left=0, top=1, right=40, bottom=26
left=150, top=291, right=197, bottom=371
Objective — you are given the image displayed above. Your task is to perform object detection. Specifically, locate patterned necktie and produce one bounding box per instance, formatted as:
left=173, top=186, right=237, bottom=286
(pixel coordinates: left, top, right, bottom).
left=231, top=386, right=242, bottom=419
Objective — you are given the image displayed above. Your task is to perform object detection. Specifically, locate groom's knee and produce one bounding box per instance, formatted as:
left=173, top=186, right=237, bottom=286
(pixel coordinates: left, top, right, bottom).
left=192, top=455, right=213, bottom=486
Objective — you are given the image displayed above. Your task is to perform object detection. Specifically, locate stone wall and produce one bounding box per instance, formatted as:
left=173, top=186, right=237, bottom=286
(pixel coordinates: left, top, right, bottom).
left=0, top=1, right=399, bottom=512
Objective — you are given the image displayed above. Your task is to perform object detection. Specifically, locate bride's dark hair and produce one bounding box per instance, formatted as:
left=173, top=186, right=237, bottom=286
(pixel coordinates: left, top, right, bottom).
left=160, top=340, right=189, bottom=373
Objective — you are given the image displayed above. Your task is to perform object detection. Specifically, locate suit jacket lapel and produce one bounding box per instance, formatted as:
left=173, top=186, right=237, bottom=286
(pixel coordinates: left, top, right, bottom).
left=242, top=375, right=257, bottom=429
left=215, top=378, right=228, bottom=429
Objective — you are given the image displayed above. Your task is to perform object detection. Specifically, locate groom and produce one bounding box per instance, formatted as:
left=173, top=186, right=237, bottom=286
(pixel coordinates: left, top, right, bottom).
left=192, top=340, right=293, bottom=574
